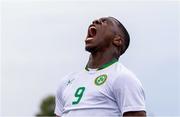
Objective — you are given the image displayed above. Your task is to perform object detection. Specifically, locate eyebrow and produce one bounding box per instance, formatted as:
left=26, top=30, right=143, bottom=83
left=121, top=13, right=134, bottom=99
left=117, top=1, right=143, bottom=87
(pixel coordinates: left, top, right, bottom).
left=100, top=17, right=114, bottom=24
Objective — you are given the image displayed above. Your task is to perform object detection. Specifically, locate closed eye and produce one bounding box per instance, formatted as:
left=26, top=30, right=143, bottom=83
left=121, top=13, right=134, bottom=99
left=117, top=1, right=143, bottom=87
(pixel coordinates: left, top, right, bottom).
left=100, top=18, right=107, bottom=23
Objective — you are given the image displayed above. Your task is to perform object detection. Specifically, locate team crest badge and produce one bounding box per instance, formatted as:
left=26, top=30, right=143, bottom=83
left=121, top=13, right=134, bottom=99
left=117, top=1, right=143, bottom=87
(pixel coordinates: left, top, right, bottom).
left=94, top=74, right=107, bottom=86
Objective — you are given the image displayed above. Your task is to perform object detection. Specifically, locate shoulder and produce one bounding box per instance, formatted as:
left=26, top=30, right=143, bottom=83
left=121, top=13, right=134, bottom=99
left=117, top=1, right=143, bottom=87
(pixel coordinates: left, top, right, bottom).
left=112, top=62, right=143, bottom=90
left=56, top=72, right=79, bottom=92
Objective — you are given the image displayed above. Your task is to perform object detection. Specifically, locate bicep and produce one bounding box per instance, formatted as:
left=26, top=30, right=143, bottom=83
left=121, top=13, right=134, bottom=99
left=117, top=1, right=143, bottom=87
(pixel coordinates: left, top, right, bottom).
left=123, top=111, right=146, bottom=117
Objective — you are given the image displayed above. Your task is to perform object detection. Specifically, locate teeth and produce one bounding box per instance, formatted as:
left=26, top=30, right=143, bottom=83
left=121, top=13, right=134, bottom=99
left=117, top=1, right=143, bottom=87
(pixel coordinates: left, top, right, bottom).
left=86, top=37, right=94, bottom=41
left=89, top=25, right=96, bottom=29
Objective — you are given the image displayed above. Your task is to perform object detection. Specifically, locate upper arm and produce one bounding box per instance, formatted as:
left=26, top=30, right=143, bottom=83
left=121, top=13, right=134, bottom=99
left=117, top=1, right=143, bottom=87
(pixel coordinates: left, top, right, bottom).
left=113, top=71, right=146, bottom=115
left=123, top=111, right=146, bottom=117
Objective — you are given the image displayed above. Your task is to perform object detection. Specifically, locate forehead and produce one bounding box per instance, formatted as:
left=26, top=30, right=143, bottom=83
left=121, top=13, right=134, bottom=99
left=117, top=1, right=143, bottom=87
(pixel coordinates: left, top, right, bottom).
left=100, top=17, right=119, bottom=26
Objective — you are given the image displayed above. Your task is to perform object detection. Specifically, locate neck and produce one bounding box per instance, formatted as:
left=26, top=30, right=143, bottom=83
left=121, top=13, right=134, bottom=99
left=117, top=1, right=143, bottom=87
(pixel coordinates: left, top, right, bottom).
left=87, top=48, right=118, bottom=69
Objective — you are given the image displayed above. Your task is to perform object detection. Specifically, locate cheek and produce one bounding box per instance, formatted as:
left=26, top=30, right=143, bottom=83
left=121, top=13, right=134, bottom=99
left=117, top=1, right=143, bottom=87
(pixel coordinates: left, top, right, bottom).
left=101, top=31, right=113, bottom=44
left=96, top=36, right=112, bottom=49
left=95, top=28, right=113, bottom=47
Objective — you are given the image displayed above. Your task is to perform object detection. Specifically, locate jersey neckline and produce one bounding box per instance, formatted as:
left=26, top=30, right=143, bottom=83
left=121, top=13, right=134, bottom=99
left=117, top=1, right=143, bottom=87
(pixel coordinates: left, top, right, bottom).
left=85, top=58, right=118, bottom=71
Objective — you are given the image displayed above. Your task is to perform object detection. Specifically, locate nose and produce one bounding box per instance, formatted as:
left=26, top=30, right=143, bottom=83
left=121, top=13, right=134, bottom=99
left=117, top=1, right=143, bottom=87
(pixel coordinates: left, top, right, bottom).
left=92, top=19, right=101, bottom=25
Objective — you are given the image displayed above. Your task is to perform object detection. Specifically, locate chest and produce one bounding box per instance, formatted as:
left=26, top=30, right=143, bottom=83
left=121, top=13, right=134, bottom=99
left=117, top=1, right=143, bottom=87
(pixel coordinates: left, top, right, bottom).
left=62, top=73, right=114, bottom=107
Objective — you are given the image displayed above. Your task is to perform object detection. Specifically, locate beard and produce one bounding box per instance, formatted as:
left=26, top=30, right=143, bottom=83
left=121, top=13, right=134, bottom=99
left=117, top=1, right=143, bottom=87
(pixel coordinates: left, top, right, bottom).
left=85, top=45, right=98, bottom=53
left=85, top=46, right=95, bottom=53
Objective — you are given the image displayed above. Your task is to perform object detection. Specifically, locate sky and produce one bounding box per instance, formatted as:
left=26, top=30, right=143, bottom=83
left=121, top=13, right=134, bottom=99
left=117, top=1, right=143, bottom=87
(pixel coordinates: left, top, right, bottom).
left=1, top=0, right=180, bottom=116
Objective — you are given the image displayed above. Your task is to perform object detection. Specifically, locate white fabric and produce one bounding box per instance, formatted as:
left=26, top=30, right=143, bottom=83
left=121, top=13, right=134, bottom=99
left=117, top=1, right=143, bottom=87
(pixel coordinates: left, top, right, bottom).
left=55, top=61, right=146, bottom=117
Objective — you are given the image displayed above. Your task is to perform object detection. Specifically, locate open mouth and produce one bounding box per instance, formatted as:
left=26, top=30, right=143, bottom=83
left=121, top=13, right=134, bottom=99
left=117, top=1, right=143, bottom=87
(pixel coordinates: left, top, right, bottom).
left=86, top=25, right=97, bottom=41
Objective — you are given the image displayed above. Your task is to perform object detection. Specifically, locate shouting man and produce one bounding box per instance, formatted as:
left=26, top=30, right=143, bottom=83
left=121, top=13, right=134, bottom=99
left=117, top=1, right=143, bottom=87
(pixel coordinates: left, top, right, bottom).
left=55, top=17, right=146, bottom=117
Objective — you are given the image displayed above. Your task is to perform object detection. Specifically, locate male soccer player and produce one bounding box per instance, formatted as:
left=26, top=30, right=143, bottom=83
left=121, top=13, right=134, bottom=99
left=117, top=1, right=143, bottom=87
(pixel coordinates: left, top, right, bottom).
left=55, top=17, right=146, bottom=117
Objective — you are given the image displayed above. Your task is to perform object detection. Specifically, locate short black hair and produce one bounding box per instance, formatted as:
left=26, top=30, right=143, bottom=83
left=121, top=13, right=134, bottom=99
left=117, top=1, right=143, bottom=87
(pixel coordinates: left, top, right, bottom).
left=110, top=17, right=130, bottom=56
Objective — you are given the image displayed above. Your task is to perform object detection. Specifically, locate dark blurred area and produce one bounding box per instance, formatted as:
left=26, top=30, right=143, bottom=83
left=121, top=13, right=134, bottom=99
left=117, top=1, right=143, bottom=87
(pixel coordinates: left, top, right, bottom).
left=36, top=95, right=55, bottom=116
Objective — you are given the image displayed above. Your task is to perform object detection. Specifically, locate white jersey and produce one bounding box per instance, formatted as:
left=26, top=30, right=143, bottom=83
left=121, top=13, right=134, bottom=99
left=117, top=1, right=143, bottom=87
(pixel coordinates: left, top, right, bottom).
left=55, top=59, right=146, bottom=117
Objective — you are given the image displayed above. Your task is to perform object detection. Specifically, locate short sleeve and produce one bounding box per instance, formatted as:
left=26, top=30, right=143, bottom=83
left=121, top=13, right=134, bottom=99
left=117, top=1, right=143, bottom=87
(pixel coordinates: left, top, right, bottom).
left=54, top=74, right=72, bottom=117
left=54, top=73, right=75, bottom=116
left=54, top=83, right=64, bottom=116
left=113, top=71, right=146, bottom=115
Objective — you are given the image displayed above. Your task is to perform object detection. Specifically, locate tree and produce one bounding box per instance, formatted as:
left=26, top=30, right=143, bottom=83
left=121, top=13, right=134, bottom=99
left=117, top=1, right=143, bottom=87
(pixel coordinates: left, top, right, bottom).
left=36, top=95, right=55, bottom=116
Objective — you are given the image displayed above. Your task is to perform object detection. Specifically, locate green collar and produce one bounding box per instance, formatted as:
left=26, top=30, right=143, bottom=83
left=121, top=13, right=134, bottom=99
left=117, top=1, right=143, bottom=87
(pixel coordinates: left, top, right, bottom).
left=85, top=58, right=118, bottom=71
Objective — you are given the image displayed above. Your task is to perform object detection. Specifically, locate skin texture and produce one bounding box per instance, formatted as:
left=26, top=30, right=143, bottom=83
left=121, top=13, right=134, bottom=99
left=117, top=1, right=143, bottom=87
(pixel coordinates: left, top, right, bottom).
left=56, top=17, right=146, bottom=117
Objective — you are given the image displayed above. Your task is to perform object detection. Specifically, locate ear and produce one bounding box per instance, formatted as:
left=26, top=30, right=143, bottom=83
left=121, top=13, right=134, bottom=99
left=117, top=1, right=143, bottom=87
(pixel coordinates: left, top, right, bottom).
left=112, top=35, right=122, bottom=47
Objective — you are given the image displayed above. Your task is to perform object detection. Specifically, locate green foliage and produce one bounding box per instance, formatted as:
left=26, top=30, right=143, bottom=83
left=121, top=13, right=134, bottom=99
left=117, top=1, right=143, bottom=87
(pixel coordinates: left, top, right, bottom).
left=36, top=95, right=56, bottom=117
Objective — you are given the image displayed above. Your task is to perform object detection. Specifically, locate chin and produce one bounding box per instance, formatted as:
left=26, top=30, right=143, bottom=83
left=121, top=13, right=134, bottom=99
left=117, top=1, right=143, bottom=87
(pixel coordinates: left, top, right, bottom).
left=85, top=45, right=96, bottom=53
